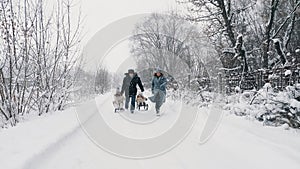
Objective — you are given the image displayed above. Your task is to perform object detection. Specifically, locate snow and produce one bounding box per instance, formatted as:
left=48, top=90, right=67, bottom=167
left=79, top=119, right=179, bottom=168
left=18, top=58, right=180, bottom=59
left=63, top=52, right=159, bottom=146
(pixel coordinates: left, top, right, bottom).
left=269, top=73, right=278, bottom=79
left=1, top=92, right=300, bottom=169
left=272, top=38, right=281, bottom=43
left=0, top=108, right=80, bottom=169
left=285, top=70, right=292, bottom=76
left=234, top=86, right=241, bottom=93
left=290, top=99, right=300, bottom=113
left=222, top=48, right=235, bottom=54
left=281, top=123, right=290, bottom=130
left=263, top=82, right=272, bottom=91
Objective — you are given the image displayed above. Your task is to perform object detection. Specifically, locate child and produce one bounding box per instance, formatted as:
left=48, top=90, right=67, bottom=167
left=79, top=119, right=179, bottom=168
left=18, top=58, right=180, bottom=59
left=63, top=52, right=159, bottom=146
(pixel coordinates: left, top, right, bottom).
left=136, top=92, right=148, bottom=110
left=113, top=87, right=125, bottom=113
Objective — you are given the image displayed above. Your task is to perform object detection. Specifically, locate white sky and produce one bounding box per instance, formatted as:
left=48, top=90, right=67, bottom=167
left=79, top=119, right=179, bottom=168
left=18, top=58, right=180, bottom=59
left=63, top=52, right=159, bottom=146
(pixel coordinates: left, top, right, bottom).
left=78, top=0, right=180, bottom=73
left=81, top=0, right=178, bottom=43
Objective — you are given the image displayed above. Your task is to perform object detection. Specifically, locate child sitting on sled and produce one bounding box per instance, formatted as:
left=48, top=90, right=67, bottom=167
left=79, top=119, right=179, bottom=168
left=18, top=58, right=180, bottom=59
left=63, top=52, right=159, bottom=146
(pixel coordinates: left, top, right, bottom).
left=113, top=87, right=125, bottom=113
left=136, top=92, right=148, bottom=110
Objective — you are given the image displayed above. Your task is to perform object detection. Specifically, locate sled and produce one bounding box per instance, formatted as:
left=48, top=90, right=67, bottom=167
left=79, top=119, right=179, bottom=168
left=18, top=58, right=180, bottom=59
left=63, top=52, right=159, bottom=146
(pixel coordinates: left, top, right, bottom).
left=114, top=107, right=124, bottom=113
left=137, top=102, right=149, bottom=111
left=136, top=94, right=149, bottom=111
left=113, top=101, right=124, bottom=113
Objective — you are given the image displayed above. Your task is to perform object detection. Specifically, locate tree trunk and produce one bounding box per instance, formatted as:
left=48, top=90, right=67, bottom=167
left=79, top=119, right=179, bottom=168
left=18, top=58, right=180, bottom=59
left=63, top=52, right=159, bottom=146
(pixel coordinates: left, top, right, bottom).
left=262, top=0, right=280, bottom=69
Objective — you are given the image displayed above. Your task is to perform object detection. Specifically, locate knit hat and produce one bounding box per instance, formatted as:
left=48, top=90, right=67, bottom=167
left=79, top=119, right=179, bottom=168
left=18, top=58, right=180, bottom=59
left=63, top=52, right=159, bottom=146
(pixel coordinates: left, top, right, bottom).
left=155, top=67, right=162, bottom=73
left=128, top=69, right=134, bottom=74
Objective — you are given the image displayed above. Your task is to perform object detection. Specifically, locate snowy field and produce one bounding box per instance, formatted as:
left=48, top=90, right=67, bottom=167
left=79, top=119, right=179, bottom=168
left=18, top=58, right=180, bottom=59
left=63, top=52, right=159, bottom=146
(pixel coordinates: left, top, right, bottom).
left=1, top=92, right=300, bottom=169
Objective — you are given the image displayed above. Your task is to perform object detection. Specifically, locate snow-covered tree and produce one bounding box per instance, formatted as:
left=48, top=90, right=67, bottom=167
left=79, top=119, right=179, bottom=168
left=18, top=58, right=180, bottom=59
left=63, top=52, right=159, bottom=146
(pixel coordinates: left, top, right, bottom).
left=0, top=0, right=83, bottom=127
left=130, top=11, right=220, bottom=88
left=179, top=0, right=300, bottom=70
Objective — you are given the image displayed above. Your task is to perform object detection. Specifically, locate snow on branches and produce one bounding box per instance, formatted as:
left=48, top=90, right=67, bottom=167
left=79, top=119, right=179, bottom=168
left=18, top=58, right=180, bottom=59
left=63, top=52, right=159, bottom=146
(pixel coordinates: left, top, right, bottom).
left=224, top=84, right=300, bottom=129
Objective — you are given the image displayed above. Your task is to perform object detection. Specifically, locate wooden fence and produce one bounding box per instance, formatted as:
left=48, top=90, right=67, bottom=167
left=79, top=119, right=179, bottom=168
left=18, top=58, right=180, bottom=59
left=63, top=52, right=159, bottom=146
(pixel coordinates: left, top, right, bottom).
left=216, top=64, right=300, bottom=93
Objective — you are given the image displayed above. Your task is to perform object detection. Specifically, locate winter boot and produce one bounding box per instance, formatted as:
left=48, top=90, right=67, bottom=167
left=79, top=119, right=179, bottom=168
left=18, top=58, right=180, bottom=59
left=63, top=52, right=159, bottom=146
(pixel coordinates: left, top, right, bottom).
left=156, top=109, right=160, bottom=116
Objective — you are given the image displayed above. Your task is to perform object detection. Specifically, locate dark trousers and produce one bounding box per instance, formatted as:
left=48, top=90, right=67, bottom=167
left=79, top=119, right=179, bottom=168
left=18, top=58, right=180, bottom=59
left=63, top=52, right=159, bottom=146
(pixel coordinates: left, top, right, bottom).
left=125, top=95, right=136, bottom=110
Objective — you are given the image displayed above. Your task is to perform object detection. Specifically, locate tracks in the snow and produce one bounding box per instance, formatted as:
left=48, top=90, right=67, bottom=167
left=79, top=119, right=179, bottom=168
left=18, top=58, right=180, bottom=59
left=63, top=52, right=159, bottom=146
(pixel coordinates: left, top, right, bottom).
left=22, top=96, right=111, bottom=169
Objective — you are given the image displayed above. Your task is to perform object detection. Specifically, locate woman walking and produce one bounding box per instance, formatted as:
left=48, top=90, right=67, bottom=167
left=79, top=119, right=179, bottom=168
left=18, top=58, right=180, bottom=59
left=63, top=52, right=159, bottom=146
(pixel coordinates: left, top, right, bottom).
left=149, top=69, right=167, bottom=116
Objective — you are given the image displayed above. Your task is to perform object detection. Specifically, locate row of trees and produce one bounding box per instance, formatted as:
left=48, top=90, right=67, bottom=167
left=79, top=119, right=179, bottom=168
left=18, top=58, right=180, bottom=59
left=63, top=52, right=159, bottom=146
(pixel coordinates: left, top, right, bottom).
left=0, top=0, right=82, bottom=126
left=130, top=0, right=300, bottom=91
left=73, top=66, right=111, bottom=102
left=180, top=0, right=300, bottom=70
left=130, top=11, right=221, bottom=88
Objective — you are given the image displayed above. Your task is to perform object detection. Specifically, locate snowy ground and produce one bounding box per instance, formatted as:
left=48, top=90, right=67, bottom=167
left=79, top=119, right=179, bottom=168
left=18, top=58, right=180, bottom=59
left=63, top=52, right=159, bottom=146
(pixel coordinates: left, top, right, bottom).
left=1, top=92, right=300, bottom=169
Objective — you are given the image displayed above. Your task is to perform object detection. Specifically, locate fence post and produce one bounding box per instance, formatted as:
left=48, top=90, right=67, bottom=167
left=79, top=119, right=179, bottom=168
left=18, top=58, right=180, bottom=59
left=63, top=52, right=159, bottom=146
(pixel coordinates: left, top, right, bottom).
left=218, top=72, right=222, bottom=93
left=280, top=68, right=283, bottom=90
left=188, top=74, right=191, bottom=89
left=257, top=70, right=263, bottom=90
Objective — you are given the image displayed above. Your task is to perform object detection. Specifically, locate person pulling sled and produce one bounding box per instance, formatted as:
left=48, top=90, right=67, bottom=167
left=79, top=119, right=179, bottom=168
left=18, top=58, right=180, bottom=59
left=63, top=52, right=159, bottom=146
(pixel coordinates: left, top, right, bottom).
left=121, top=69, right=144, bottom=114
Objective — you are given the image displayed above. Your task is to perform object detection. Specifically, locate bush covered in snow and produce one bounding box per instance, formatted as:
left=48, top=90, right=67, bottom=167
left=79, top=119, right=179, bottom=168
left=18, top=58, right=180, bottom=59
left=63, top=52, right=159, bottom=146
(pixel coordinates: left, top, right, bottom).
left=224, top=83, right=300, bottom=129
left=168, top=88, right=213, bottom=108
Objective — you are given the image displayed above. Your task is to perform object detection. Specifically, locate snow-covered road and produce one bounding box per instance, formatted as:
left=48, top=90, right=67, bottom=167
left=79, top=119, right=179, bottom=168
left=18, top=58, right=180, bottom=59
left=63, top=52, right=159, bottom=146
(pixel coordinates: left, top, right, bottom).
left=1, top=93, right=300, bottom=169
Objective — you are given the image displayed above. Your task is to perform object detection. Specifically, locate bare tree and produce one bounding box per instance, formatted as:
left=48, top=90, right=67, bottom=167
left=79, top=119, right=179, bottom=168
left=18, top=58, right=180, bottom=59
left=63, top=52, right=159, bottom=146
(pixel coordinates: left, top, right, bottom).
left=130, top=12, right=215, bottom=82
left=0, top=0, right=83, bottom=127
left=95, top=66, right=110, bottom=95
left=179, top=0, right=300, bottom=70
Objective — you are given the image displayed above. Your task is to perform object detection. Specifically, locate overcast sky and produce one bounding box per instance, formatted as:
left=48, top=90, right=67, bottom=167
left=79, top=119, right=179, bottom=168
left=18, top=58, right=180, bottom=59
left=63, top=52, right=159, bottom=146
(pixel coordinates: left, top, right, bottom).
left=78, top=0, right=180, bottom=73
left=81, top=0, right=177, bottom=43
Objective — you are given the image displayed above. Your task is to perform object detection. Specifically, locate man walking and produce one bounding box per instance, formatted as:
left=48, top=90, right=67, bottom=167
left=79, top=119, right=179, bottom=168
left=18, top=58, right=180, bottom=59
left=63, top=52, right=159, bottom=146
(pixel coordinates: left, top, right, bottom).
left=121, top=69, right=144, bottom=113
